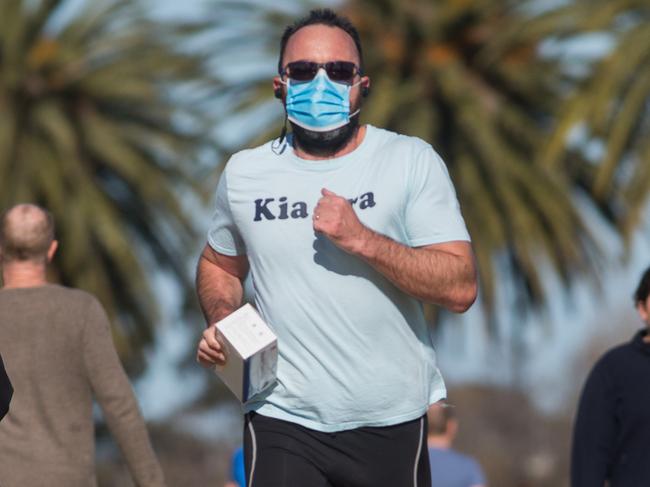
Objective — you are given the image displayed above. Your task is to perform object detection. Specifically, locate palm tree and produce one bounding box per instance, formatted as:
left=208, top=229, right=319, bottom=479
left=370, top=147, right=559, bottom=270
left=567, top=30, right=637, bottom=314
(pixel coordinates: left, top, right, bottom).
left=206, top=0, right=602, bottom=324
left=0, top=0, right=216, bottom=367
left=538, top=0, right=650, bottom=243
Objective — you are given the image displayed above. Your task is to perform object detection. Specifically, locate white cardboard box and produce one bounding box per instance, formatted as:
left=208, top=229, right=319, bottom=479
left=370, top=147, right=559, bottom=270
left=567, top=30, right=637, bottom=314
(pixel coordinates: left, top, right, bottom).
left=213, top=304, right=278, bottom=402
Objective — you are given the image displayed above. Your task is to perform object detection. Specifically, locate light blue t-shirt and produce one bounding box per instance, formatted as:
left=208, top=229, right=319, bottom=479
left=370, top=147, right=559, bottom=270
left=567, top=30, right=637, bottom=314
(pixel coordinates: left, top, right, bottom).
left=208, top=125, right=470, bottom=432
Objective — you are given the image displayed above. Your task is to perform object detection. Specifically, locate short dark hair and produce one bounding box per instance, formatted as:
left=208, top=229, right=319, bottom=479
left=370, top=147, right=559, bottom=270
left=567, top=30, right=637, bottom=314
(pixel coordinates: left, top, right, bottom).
left=634, top=266, right=650, bottom=305
left=278, top=9, right=364, bottom=74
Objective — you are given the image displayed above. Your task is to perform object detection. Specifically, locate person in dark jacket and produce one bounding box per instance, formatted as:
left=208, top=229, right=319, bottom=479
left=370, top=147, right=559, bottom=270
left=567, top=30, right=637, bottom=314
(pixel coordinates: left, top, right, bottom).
left=571, top=265, right=650, bottom=487
left=0, top=353, right=11, bottom=420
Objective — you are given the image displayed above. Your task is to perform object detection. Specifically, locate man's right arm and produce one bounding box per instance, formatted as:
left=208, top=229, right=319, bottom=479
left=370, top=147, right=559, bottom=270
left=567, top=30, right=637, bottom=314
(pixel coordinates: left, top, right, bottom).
left=196, top=244, right=249, bottom=367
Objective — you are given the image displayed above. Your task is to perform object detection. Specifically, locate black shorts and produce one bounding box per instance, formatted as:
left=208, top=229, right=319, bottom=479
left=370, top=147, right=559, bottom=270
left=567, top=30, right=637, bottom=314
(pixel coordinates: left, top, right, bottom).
left=243, top=412, right=431, bottom=487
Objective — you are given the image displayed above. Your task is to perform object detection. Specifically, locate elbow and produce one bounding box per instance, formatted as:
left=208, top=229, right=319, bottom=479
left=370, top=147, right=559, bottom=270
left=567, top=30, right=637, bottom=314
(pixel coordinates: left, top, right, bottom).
left=448, top=280, right=477, bottom=314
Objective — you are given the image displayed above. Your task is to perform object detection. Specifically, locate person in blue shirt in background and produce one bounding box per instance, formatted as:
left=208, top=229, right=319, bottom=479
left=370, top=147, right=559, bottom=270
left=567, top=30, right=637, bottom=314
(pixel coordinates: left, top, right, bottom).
left=428, top=402, right=486, bottom=487
left=225, top=447, right=246, bottom=487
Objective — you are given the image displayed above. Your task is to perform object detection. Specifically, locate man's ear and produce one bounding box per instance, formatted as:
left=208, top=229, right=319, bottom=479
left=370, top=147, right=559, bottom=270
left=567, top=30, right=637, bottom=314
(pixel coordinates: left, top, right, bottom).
left=46, top=240, right=58, bottom=263
left=361, top=76, right=370, bottom=97
left=273, top=77, right=285, bottom=100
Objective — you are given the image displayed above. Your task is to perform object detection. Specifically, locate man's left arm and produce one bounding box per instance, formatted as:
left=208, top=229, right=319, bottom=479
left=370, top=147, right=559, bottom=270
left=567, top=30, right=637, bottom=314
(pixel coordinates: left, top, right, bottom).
left=82, top=297, right=167, bottom=487
left=314, top=188, right=477, bottom=313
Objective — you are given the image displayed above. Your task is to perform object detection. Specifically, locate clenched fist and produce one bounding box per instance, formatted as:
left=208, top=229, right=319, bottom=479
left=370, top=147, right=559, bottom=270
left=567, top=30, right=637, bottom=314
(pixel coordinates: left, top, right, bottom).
left=313, top=188, right=371, bottom=254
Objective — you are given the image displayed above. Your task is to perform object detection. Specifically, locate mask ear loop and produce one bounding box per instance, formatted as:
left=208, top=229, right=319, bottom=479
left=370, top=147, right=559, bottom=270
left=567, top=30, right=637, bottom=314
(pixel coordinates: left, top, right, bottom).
left=348, top=79, right=363, bottom=119
left=271, top=113, right=288, bottom=155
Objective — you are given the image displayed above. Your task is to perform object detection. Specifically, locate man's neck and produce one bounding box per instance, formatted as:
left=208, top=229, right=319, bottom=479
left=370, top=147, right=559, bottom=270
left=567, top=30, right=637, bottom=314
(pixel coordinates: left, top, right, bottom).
left=294, top=125, right=367, bottom=161
left=2, top=263, right=48, bottom=289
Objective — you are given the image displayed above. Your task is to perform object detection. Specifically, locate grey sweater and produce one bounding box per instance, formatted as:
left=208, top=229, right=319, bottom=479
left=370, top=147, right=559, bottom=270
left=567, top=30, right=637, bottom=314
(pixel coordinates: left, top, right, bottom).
left=0, top=285, right=166, bottom=487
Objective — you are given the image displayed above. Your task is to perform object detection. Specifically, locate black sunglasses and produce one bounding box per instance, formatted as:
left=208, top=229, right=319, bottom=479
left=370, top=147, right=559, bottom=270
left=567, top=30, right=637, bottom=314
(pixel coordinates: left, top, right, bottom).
left=281, top=61, right=361, bottom=84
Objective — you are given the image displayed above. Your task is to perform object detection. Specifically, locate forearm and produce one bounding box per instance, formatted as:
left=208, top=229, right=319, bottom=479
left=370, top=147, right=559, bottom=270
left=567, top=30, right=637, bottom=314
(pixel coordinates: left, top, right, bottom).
left=196, top=254, right=244, bottom=325
left=353, top=228, right=476, bottom=312
left=85, top=306, right=165, bottom=486
left=313, top=188, right=476, bottom=312
left=102, top=384, right=166, bottom=487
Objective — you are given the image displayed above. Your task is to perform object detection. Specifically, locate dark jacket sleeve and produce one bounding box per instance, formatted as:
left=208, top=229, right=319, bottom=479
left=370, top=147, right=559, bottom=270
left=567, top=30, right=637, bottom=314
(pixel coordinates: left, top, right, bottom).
left=0, top=353, right=13, bottom=420
left=571, top=357, right=617, bottom=487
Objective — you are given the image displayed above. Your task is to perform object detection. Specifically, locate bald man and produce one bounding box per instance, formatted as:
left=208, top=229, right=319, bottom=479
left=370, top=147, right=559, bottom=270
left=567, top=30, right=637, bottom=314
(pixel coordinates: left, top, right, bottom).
left=0, top=204, right=166, bottom=487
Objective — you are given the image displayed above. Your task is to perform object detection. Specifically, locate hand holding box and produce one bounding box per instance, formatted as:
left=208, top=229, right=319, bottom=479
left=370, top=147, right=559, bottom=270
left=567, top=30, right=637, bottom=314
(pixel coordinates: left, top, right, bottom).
left=213, top=304, right=278, bottom=402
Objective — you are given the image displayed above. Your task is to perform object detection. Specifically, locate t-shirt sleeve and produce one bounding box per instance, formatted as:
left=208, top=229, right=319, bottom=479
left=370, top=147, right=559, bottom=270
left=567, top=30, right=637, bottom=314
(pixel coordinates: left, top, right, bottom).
left=404, top=146, right=470, bottom=246
left=207, top=169, right=246, bottom=256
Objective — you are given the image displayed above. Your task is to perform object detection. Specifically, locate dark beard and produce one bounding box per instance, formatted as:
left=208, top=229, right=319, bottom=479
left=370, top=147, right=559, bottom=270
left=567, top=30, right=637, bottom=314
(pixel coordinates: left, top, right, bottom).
left=290, top=115, right=360, bottom=157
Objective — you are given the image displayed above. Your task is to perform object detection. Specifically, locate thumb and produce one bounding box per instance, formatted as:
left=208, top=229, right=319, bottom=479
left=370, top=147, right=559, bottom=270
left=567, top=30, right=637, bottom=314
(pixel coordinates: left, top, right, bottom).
left=321, top=188, right=337, bottom=197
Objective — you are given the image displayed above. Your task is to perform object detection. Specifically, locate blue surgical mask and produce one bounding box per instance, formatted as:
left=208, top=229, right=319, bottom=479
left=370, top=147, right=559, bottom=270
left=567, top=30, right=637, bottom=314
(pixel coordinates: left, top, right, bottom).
left=282, top=69, right=361, bottom=132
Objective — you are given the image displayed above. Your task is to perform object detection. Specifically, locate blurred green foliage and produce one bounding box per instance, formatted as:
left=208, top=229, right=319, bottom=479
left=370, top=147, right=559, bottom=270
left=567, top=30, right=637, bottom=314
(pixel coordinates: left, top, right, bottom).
left=538, top=0, right=650, bottom=241
left=0, top=0, right=217, bottom=369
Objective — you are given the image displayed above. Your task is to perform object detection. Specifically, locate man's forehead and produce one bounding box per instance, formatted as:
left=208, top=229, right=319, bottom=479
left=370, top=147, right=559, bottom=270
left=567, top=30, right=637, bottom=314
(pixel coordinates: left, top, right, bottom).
left=283, top=24, right=359, bottom=64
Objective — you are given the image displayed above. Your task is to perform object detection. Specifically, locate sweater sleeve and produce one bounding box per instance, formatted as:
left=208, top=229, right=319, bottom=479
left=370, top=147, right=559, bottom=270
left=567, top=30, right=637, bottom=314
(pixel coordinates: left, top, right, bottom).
left=571, top=358, right=617, bottom=487
left=0, top=353, right=12, bottom=420
left=82, top=297, right=166, bottom=487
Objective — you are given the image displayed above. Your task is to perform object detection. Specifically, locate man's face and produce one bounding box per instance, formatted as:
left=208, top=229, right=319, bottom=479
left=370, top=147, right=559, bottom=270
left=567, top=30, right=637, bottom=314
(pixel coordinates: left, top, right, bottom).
left=637, top=295, right=650, bottom=327
left=275, top=24, right=369, bottom=111
left=273, top=25, right=370, bottom=156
